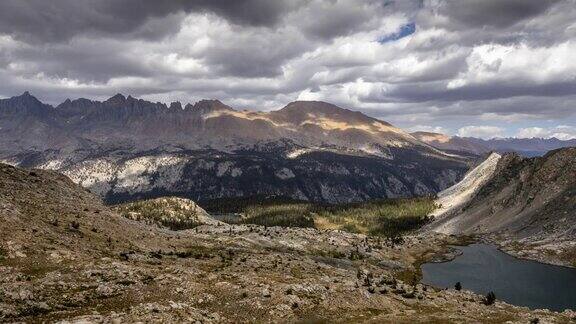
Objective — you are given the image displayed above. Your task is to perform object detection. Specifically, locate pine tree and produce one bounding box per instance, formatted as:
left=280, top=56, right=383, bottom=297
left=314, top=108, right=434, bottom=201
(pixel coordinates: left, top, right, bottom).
left=484, top=291, right=496, bottom=305
left=454, top=282, right=462, bottom=291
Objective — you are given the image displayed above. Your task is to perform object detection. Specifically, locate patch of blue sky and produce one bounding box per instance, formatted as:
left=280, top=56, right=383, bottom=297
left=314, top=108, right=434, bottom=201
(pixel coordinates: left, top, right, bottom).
left=378, top=22, right=416, bottom=44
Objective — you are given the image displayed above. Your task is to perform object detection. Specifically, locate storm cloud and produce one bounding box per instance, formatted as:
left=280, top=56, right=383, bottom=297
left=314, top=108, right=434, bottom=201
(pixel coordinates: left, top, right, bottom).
left=0, top=0, right=575, bottom=138
left=434, top=0, right=560, bottom=29
left=0, top=0, right=301, bottom=42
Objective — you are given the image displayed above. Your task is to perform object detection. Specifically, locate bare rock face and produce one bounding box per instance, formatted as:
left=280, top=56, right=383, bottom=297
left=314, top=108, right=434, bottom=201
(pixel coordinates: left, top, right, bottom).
left=0, top=162, right=572, bottom=322
left=0, top=93, right=471, bottom=204
left=429, top=152, right=502, bottom=229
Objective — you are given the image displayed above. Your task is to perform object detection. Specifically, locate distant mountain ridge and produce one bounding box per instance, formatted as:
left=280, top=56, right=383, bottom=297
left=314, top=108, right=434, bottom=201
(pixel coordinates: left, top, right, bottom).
left=412, top=131, right=576, bottom=157
left=0, top=92, right=470, bottom=203
left=2, top=92, right=433, bottom=154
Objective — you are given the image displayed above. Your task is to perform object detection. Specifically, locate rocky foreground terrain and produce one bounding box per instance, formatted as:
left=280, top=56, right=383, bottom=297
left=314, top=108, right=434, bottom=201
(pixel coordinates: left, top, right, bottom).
left=428, top=148, right=576, bottom=267
left=2, top=163, right=575, bottom=322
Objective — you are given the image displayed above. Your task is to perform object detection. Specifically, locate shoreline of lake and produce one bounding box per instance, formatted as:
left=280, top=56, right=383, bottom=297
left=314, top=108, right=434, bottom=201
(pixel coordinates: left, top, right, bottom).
left=421, top=243, right=576, bottom=312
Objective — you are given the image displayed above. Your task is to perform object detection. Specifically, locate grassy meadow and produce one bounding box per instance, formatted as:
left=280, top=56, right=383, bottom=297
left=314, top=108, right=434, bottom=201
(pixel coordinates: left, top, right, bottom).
left=203, top=196, right=437, bottom=239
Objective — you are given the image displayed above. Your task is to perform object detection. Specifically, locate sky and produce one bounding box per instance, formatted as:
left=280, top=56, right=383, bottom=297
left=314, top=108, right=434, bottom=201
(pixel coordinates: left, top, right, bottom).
left=0, top=0, right=575, bottom=139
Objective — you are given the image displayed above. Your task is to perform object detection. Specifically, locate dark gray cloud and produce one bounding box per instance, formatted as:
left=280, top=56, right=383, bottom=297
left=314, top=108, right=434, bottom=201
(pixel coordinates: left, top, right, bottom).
left=0, top=0, right=299, bottom=43
left=10, top=41, right=153, bottom=82
left=297, top=1, right=376, bottom=40
left=433, top=0, right=560, bottom=29
left=360, top=80, right=576, bottom=104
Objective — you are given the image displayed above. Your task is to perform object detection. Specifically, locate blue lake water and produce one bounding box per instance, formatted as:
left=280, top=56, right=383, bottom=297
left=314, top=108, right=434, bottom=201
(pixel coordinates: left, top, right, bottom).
left=421, top=243, right=576, bottom=311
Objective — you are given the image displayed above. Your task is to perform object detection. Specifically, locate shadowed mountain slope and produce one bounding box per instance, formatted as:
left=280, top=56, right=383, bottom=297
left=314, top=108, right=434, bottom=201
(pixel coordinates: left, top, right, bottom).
left=1, top=92, right=471, bottom=203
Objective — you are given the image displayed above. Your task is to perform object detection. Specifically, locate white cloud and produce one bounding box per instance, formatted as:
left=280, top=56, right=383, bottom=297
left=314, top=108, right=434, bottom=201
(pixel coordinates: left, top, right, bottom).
left=516, top=127, right=549, bottom=138
left=448, top=41, right=576, bottom=88
left=457, top=126, right=505, bottom=139
left=517, top=126, right=576, bottom=140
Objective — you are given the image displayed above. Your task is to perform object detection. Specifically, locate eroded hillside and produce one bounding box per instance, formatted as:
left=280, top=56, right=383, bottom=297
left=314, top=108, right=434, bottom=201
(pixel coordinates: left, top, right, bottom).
left=428, top=148, right=576, bottom=266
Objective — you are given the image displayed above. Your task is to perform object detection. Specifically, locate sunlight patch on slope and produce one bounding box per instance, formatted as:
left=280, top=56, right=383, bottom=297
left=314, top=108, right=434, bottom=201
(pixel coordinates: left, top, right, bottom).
left=430, top=152, right=501, bottom=233
left=0, top=159, right=18, bottom=167
left=204, top=110, right=295, bottom=130
left=418, top=133, right=451, bottom=144
left=300, top=117, right=409, bottom=137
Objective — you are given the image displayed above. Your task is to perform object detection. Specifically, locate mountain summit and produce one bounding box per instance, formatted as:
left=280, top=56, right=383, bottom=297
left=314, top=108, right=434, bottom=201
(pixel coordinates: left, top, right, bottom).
left=1, top=92, right=441, bottom=154
left=0, top=92, right=469, bottom=203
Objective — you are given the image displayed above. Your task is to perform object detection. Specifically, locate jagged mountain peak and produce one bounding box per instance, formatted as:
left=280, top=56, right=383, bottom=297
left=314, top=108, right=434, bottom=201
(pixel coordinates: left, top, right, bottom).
left=106, top=93, right=127, bottom=104
left=185, top=99, right=235, bottom=114
left=0, top=91, right=52, bottom=116
left=169, top=101, right=183, bottom=110
left=11, top=91, right=44, bottom=104
left=0, top=92, right=463, bottom=162
left=0, top=91, right=472, bottom=207
left=57, top=97, right=95, bottom=107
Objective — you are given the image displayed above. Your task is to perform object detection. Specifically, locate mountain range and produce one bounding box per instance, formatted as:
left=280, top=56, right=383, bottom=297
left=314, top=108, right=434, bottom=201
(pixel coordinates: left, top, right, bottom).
left=412, top=131, right=576, bottom=157
left=0, top=92, right=470, bottom=203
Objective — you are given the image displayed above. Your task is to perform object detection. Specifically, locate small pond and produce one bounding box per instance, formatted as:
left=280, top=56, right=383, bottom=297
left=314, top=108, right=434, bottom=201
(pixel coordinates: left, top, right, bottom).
left=421, top=243, right=576, bottom=312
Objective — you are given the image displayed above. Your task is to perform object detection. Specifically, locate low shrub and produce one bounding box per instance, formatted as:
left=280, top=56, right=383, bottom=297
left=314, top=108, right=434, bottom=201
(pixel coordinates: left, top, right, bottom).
left=455, top=282, right=462, bottom=291
left=0, top=246, right=6, bottom=261
left=484, top=291, right=496, bottom=305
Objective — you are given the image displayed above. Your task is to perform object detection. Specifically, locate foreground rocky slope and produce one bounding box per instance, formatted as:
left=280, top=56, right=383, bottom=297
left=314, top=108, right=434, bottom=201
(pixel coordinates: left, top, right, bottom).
left=1, top=92, right=469, bottom=203
left=428, top=148, right=576, bottom=266
left=1, top=163, right=573, bottom=322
